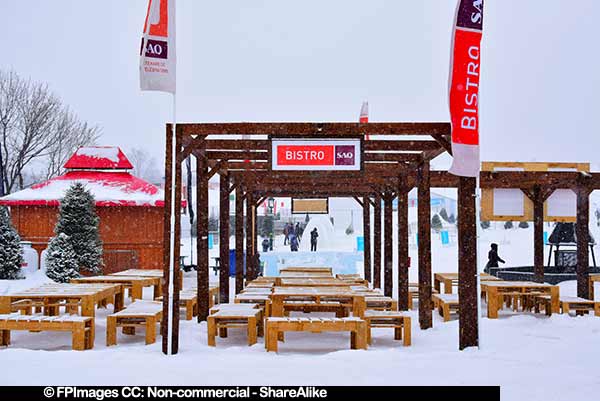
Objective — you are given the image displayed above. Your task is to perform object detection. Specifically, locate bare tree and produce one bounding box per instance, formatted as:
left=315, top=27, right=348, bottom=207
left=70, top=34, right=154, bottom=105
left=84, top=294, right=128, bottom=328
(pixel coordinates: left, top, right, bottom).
left=127, top=147, right=162, bottom=183
left=0, top=70, right=101, bottom=193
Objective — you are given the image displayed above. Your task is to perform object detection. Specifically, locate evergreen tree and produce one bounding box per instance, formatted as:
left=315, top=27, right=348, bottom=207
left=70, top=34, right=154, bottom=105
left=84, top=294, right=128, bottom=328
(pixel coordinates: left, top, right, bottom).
left=448, top=213, right=456, bottom=224
left=45, top=233, right=80, bottom=283
left=54, top=183, right=103, bottom=275
left=431, top=214, right=443, bottom=231
left=504, top=221, right=513, bottom=229
left=439, top=208, right=449, bottom=222
left=518, top=221, right=529, bottom=229
left=480, top=220, right=491, bottom=229
left=0, top=207, right=23, bottom=280
left=208, top=213, right=218, bottom=232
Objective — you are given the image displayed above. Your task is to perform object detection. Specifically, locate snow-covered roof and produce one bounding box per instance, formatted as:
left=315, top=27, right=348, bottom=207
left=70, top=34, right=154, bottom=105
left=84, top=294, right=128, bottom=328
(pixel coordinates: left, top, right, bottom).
left=0, top=171, right=165, bottom=207
left=64, top=146, right=133, bottom=170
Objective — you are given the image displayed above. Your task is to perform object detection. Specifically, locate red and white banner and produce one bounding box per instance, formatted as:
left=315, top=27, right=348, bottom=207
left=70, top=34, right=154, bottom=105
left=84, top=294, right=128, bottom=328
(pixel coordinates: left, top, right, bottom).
left=359, top=101, right=369, bottom=124
left=448, top=0, right=483, bottom=177
left=140, top=0, right=176, bottom=93
left=272, top=139, right=361, bottom=171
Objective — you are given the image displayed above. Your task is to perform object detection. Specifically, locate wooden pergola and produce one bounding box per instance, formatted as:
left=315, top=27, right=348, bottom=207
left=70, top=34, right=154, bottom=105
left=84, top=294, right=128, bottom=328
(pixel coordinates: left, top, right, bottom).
left=161, top=122, right=479, bottom=354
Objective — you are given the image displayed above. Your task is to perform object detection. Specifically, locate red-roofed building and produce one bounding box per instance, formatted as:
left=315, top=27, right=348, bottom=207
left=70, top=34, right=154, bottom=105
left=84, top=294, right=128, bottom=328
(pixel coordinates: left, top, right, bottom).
left=0, top=146, right=168, bottom=273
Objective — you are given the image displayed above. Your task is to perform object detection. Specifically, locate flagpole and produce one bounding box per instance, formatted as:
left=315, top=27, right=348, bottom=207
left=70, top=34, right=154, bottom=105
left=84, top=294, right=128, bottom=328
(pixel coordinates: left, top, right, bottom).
left=166, top=93, right=177, bottom=355
left=475, top=175, right=482, bottom=349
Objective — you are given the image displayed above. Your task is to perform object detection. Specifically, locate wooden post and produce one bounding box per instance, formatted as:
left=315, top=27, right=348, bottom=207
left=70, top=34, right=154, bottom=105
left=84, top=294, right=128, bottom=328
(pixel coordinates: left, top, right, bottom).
left=196, top=154, right=209, bottom=322
left=397, top=186, right=409, bottom=310
left=161, top=124, right=181, bottom=354
left=527, top=186, right=545, bottom=283
left=458, top=176, right=478, bottom=350
left=373, top=193, right=382, bottom=289
left=383, top=193, right=393, bottom=297
left=576, top=184, right=591, bottom=299
left=245, top=191, right=255, bottom=281
left=235, top=184, right=244, bottom=294
left=219, top=171, right=230, bottom=303
left=362, top=196, right=372, bottom=283
left=253, top=201, right=259, bottom=278
left=417, top=162, right=432, bottom=329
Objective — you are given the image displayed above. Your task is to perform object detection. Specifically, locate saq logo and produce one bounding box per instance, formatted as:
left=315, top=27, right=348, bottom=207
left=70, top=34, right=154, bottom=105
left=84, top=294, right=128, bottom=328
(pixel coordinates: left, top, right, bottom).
left=334, top=145, right=355, bottom=166
left=457, top=0, right=484, bottom=30
left=141, top=0, right=169, bottom=59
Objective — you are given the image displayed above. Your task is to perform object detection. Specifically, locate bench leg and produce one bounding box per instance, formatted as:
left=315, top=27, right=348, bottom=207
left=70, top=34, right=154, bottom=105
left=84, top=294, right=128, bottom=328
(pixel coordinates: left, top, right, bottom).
left=394, top=325, right=402, bottom=341
left=595, top=304, right=600, bottom=317
left=72, top=325, right=86, bottom=351
left=443, top=304, right=450, bottom=322
left=403, top=317, right=411, bottom=346
left=257, top=314, right=264, bottom=338
left=247, top=317, right=257, bottom=346
left=266, top=326, right=278, bottom=352
left=145, top=317, right=157, bottom=345
left=114, top=292, right=125, bottom=312
left=219, top=327, right=228, bottom=338
left=106, top=316, right=117, bottom=346
left=355, top=322, right=367, bottom=350
left=185, top=300, right=193, bottom=321
left=350, top=331, right=357, bottom=349
left=85, top=320, right=94, bottom=350
left=562, top=303, right=570, bottom=316
left=207, top=317, right=216, bottom=346
left=366, top=323, right=372, bottom=345
left=0, top=329, right=10, bottom=346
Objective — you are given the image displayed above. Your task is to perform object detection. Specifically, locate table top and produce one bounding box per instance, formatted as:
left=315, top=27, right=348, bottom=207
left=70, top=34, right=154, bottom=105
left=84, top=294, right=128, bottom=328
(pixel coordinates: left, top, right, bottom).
left=271, top=287, right=360, bottom=296
left=278, top=278, right=348, bottom=287
left=279, top=271, right=333, bottom=278
left=234, top=293, right=270, bottom=301
left=434, top=272, right=501, bottom=281
left=110, top=269, right=163, bottom=278
left=481, top=281, right=556, bottom=289
left=4, top=283, right=121, bottom=298
left=71, top=276, right=154, bottom=284
left=589, top=274, right=600, bottom=281
left=279, top=267, right=333, bottom=274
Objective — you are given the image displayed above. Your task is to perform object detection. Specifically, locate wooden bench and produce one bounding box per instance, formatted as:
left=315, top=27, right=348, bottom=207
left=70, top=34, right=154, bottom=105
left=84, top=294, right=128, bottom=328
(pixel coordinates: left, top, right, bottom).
left=432, top=294, right=459, bottom=321
left=408, top=285, right=438, bottom=310
left=207, top=307, right=263, bottom=346
left=362, top=310, right=411, bottom=346
left=365, top=296, right=398, bottom=311
left=560, top=296, right=600, bottom=316
left=264, top=317, right=367, bottom=352
left=157, top=291, right=197, bottom=321
left=0, top=314, right=94, bottom=350
left=106, top=301, right=162, bottom=346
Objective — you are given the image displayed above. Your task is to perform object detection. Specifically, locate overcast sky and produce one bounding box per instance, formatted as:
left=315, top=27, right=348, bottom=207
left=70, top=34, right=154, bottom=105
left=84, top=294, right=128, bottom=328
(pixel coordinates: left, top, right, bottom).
left=1, top=0, right=599, bottom=170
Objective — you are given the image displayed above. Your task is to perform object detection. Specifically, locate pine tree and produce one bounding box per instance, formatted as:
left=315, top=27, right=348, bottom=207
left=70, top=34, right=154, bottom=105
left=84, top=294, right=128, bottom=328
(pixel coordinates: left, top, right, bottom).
left=518, top=221, right=529, bottom=229
left=448, top=213, right=456, bottom=224
left=0, top=207, right=23, bottom=280
left=54, top=183, right=103, bottom=275
left=45, top=233, right=80, bottom=283
left=431, top=214, right=443, bottom=231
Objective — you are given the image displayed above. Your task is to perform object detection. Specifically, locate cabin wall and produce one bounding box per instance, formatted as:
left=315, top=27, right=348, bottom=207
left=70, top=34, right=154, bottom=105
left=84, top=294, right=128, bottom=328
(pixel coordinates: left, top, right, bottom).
left=9, top=205, right=164, bottom=272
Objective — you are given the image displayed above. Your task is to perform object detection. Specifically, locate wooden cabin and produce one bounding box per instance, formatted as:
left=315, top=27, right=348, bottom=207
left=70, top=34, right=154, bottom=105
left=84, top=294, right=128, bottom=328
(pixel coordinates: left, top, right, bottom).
left=0, top=146, right=167, bottom=273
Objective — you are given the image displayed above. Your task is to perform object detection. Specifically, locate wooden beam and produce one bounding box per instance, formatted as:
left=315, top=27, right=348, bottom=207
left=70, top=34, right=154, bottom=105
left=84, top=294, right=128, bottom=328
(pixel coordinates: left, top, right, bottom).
left=196, top=155, right=209, bottom=322
left=363, top=196, right=372, bottom=283
left=397, top=182, right=410, bottom=311
left=235, top=185, right=244, bottom=294
left=417, top=162, right=432, bottom=330
left=577, top=184, right=591, bottom=299
left=245, top=191, right=255, bottom=281
left=219, top=172, right=230, bottom=303
left=430, top=134, right=453, bottom=155
left=373, top=193, right=382, bottom=289
left=205, top=150, right=269, bottom=161
left=458, top=176, right=478, bottom=350
left=364, top=153, right=422, bottom=163
left=364, top=140, right=441, bottom=152
left=383, top=194, right=394, bottom=297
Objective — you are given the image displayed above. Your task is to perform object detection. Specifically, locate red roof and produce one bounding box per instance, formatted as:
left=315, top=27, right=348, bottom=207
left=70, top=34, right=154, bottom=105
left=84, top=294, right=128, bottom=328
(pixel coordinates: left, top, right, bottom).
left=64, top=146, right=133, bottom=170
left=0, top=171, right=167, bottom=207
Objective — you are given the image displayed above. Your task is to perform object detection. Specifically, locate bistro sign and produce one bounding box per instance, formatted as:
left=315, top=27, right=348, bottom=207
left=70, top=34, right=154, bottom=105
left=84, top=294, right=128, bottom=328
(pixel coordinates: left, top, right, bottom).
left=271, top=139, right=362, bottom=171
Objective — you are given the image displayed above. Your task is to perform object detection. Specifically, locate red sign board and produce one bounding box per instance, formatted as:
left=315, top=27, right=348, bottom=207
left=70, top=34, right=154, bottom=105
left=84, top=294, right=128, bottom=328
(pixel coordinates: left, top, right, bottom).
left=272, top=139, right=361, bottom=171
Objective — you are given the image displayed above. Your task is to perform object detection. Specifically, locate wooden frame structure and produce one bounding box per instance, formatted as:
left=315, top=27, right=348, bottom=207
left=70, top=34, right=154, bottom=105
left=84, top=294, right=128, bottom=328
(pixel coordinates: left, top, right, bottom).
left=159, top=122, right=598, bottom=355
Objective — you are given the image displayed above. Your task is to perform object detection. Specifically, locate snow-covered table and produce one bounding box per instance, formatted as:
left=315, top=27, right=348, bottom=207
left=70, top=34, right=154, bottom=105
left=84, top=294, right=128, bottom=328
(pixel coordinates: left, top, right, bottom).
left=110, top=269, right=183, bottom=297
left=276, top=278, right=350, bottom=287
left=278, top=271, right=334, bottom=279
left=71, top=275, right=159, bottom=300
left=481, top=281, right=559, bottom=318
left=270, top=287, right=366, bottom=318
left=434, top=272, right=501, bottom=294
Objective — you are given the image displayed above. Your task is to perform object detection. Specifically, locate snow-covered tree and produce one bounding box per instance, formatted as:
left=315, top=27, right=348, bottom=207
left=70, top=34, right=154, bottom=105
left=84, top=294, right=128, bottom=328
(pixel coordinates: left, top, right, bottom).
left=448, top=213, right=456, bottom=224
left=439, top=208, right=449, bottom=222
left=53, top=182, right=103, bottom=275
left=45, top=233, right=80, bottom=283
left=0, top=207, right=23, bottom=279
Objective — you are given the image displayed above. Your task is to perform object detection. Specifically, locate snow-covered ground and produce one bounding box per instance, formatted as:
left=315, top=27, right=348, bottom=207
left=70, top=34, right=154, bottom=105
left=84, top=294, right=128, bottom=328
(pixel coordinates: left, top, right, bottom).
left=2, top=224, right=600, bottom=400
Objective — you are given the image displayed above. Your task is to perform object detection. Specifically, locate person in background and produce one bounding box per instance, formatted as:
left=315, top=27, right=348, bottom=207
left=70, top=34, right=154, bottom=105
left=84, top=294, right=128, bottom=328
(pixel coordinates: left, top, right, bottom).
left=310, top=228, right=319, bottom=252
left=485, top=243, right=505, bottom=273
left=295, top=222, right=301, bottom=243
left=290, top=233, right=299, bottom=252
left=283, top=223, right=290, bottom=245
left=262, top=237, right=270, bottom=253
left=268, top=232, right=274, bottom=251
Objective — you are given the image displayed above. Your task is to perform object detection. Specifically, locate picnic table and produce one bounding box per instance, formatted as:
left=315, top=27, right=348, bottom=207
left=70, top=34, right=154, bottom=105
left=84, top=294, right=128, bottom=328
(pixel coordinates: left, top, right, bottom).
left=110, top=269, right=182, bottom=298
left=278, top=271, right=333, bottom=279
left=589, top=274, right=600, bottom=299
left=434, top=272, right=501, bottom=294
left=269, top=287, right=366, bottom=318
left=0, top=283, right=124, bottom=318
left=279, top=267, right=333, bottom=274
left=276, top=278, right=349, bottom=287
left=71, top=275, right=158, bottom=300
left=481, top=281, right=559, bottom=318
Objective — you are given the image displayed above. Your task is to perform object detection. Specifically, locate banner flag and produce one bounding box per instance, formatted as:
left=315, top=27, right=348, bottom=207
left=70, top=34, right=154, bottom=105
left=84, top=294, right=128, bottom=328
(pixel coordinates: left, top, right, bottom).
left=140, top=0, right=176, bottom=93
left=359, top=101, right=369, bottom=124
left=448, top=0, right=483, bottom=177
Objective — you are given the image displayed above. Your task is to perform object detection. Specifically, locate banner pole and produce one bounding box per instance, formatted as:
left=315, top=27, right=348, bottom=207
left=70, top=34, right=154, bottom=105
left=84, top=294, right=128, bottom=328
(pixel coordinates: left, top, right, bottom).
left=166, top=94, right=177, bottom=355
left=475, top=174, right=482, bottom=349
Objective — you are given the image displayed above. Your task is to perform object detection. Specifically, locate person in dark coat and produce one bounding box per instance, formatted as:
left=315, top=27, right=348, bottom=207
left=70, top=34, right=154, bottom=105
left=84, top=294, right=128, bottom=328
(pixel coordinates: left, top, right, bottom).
left=283, top=223, right=290, bottom=245
left=310, top=228, right=319, bottom=252
left=290, top=233, right=299, bottom=252
left=262, top=237, right=270, bottom=253
left=485, top=243, right=505, bottom=273
left=295, top=223, right=301, bottom=243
